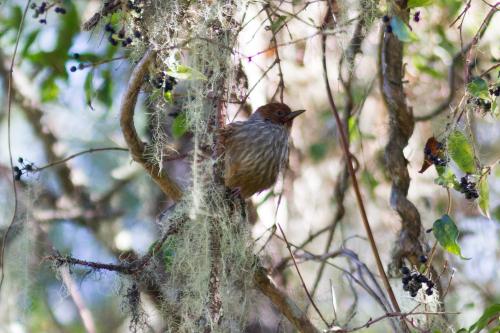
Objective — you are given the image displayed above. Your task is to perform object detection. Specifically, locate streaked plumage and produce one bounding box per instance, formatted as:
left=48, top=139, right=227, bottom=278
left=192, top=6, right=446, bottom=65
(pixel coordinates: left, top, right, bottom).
left=220, top=103, right=304, bottom=198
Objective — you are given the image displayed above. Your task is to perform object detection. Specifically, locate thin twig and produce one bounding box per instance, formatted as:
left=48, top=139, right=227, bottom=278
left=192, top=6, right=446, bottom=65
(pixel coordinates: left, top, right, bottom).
left=321, top=4, right=403, bottom=318
left=332, top=310, right=460, bottom=332
left=0, top=0, right=31, bottom=296
left=34, top=147, right=129, bottom=172
left=47, top=214, right=186, bottom=274
left=277, top=224, right=329, bottom=326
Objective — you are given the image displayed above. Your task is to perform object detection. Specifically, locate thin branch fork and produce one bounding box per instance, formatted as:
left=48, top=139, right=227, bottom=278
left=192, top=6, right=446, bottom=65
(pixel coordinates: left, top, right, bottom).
left=119, top=48, right=183, bottom=201
left=46, top=215, right=186, bottom=275
left=277, top=224, right=329, bottom=327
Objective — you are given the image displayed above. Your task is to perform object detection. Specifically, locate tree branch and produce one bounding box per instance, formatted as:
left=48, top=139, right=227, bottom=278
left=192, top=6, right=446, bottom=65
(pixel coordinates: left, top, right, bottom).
left=254, top=266, right=321, bottom=333
left=119, top=48, right=183, bottom=201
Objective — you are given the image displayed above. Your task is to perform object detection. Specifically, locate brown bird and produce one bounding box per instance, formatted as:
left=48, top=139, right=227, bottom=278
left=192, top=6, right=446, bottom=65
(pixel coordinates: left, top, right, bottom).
left=220, top=103, right=305, bottom=198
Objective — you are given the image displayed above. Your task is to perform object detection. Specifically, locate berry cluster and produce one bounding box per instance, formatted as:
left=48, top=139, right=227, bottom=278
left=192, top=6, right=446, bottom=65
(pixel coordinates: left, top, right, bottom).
left=105, top=23, right=142, bottom=47
left=424, top=139, right=447, bottom=167
left=467, top=96, right=492, bottom=112
left=401, top=264, right=434, bottom=298
left=382, top=15, right=392, bottom=33
left=13, top=157, right=34, bottom=181
left=68, top=53, right=87, bottom=73
left=459, top=174, right=479, bottom=200
left=126, top=0, right=144, bottom=15
left=152, top=72, right=177, bottom=93
left=31, top=1, right=66, bottom=24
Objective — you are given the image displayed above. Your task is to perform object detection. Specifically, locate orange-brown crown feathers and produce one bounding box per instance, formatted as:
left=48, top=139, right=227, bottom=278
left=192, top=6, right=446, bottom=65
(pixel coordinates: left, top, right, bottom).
left=250, top=102, right=305, bottom=128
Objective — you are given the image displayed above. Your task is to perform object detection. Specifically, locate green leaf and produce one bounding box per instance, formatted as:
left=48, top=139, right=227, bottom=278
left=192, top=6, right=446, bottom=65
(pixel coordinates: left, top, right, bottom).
left=413, top=55, right=444, bottom=79
left=166, top=65, right=206, bottom=80
left=448, top=130, right=476, bottom=174
left=270, top=15, right=287, bottom=33
left=433, top=214, right=469, bottom=260
left=390, top=16, right=418, bottom=43
left=408, top=0, right=434, bottom=7
left=96, top=70, right=113, bottom=107
left=171, top=113, right=188, bottom=139
left=434, top=167, right=460, bottom=190
left=469, top=303, right=500, bottom=333
left=478, top=176, right=490, bottom=218
left=361, top=170, right=379, bottom=197
left=348, top=116, right=360, bottom=142
left=492, top=97, right=499, bottom=117
left=161, top=238, right=177, bottom=270
left=41, top=79, right=59, bottom=102
left=21, top=29, right=40, bottom=58
left=467, top=78, right=490, bottom=100
left=84, top=71, right=94, bottom=110
left=309, top=142, right=328, bottom=162
left=163, top=90, right=174, bottom=104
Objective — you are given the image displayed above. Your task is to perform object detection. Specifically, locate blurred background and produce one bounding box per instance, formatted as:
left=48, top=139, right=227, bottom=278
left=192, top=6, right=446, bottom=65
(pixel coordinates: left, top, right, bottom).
left=0, top=0, right=499, bottom=332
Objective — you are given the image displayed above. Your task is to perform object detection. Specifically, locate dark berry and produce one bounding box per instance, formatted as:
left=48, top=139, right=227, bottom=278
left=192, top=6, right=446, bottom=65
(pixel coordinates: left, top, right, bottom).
left=105, top=23, right=114, bottom=32
left=410, top=290, right=418, bottom=297
left=30, top=3, right=37, bottom=9
left=413, top=11, right=420, bottom=22
left=126, top=37, right=132, bottom=44
left=385, top=25, right=393, bottom=33
left=122, top=40, right=128, bottom=47
left=426, top=228, right=433, bottom=233
left=419, top=255, right=428, bottom=263
left=70, top=66, right=77, bottom=72
left=78, top=63, right=85, bottom=70
left=402, top=276, right=411, bottom=285
left=425, top=288, right=433, bottom=296
left=401, top=266, right=410, bottom=275
left=417, top=275, right=428, bottom=283
left=15, top=172, right=22, bottom=181
left=133, top=30, right=141, bottom=38
left=25, top=164, right=33, bottom=171
left=118, top=30, right=125, bottom=39
left=73, top=53, right=80, bottom=59
left=13, top=166, right=20, bottom=172
left=108, top=36, right=118, bottom=46
left=382, top=15, right=390, bottom=23
left=403, top=284, right=410, bottom=291
left=18, top=157, right=23, bottom=164
left=55, top=7, right=66, bottom=14
left=39, top=19, right=47, bottom=24
left=426, top=281, right=434, bottom=289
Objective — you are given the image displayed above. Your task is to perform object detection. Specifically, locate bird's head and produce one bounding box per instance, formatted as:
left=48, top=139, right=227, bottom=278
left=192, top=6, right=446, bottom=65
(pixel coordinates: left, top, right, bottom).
left=251, top=102, right=305, bottom=128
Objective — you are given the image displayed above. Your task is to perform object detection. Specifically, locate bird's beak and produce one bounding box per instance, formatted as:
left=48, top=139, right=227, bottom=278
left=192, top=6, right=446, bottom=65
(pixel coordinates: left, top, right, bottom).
left=285, top=109, right=305, bottom=121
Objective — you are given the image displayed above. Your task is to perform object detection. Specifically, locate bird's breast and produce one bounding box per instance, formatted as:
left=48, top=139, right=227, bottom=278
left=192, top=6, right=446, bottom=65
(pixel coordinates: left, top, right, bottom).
left=223, top=120, right=290, bottom=197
